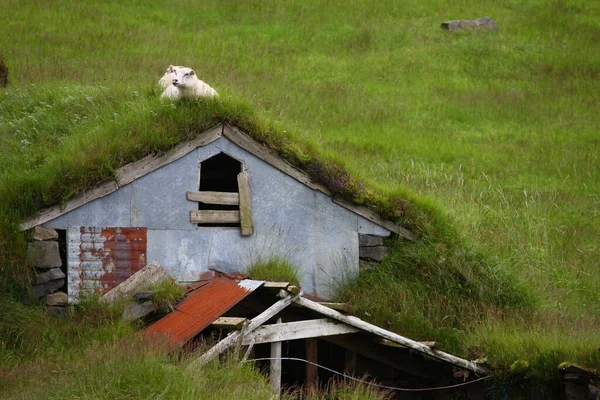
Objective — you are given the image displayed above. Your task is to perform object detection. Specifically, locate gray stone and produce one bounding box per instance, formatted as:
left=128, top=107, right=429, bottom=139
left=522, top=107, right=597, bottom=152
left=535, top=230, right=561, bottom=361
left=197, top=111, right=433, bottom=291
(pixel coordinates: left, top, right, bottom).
left=46, top=291, right=68, bottom=306
left=32, top=226, right=59, bottom=241
left=359, top=246, right=390, bottom=262
left=441, top=17, right=498, bottom=32
left=122, top=301, right=155, bottom=321
left=358, top=234, right=384, bottom=247
left=47, top=306, right=68, bottom=318
left=33, top=278, right=65, bottom=298
left=135, top=291, right=156, bottom=301
left=34, top=268, right=65, bottom=285
left=27, top=241, right=62, bottom=269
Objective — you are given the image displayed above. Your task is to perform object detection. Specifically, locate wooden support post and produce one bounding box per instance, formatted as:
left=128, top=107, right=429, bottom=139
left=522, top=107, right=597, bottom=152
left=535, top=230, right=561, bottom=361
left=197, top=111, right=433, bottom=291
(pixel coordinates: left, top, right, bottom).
left=237, top=171, right=254, bottom=236
left=306, top=338, right=318, bottom=392
left=344, top=350, right=356, bottom=375
left=270, top=318, right=282, bottom=398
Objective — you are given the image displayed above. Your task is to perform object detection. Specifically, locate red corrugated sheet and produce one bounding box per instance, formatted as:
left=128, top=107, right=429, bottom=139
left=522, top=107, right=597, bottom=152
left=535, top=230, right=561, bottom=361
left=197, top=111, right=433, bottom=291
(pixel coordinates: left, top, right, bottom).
left=146, top=277, right=262, bottom=348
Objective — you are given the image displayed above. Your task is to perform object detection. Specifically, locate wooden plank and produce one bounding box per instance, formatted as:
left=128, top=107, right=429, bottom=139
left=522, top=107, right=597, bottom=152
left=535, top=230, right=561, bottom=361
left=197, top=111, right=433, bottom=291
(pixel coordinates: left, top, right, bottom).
left=291, top=295, right=489, bottom=375
left=210, top=317, right=248, bottom=330
left=186, top=191, right=240, bottom=205
left=192, top=291, right=303, bottom=366
left=116, top=125, right=222, bottom=187
left=237, top=171, right=254, bottom=236
left=223, top=125, right=331, bottom=195
left=270, top=318, right=282, bottom=398
left=318, top=302, right=353, bottom=313
left=333, top=197, right=417, bottom=241
left=102, top=260, right=173, bottom=303
left=242, top=319, right=359, bottom=345
left=306, top=338, right=318, bottom=392
left=376, top=338, right=441, bottom=349
left=20, top=180, right=119, bottom=231
left=190, top=210, right=240, bottom=224
left=359, top=246, right=390, bottom=262
left=262, top=282, right=290, bottom=289
left=358, top=234, right=384, bottom=247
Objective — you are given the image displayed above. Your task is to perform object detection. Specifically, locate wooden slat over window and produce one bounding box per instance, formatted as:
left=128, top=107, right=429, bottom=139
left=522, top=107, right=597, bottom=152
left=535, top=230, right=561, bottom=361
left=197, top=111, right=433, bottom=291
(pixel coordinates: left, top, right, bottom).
left=237, top=171, right=254, bottom=236
left=190, top=210, right=241, bottom=224
left=187, top=191, right=240, bottom=205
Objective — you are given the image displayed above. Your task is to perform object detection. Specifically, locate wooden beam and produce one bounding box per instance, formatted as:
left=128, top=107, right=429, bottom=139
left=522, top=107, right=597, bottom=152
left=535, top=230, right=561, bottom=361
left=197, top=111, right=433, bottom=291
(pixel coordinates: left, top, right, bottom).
left=186, top=191, right=239, bottom=205
left=270, top=318, right=282, bottom=398
left=103, top=260, right=172, bottom=304
left=291, top=296, right=489, bottom=375
left=190, top=210, right=240, bottom=224
left=20, top=180, right=119, bottom=231
left=318, top=302, right=353, bottom=313
left=116, top=125, right=222, bottom=187
left=210, top=317, right=248, bottom=330
left=376, top=338, right=441, bottom=350
left=306, top=338, right=318, bottom=392
left=242, top=318, right=359, bottom=345
left=237, top=171, right=254, bottom=236
left=192, top=291, right=303, bottom=366
left=262, top=282, right=290, bottom=289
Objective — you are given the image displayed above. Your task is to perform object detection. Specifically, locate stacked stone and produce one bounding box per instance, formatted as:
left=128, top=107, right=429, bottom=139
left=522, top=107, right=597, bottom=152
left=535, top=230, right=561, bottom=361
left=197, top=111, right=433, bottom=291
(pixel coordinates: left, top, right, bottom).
left=27, top=227, right=68, bottom=317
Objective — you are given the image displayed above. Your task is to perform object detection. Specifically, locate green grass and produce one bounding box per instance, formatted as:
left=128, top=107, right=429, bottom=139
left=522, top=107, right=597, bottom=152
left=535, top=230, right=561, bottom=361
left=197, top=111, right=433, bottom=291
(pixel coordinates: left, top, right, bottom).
left=0, top=0, right=599, bottom=392
left=247, top=256, right=302, bottom=286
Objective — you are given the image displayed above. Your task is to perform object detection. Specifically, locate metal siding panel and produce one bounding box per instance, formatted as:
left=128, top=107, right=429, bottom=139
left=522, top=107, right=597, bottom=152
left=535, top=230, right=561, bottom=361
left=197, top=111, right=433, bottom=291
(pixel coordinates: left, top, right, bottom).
left=67, top=227, right=147, bottom=303
left=146, top=278, right=262, bottom=348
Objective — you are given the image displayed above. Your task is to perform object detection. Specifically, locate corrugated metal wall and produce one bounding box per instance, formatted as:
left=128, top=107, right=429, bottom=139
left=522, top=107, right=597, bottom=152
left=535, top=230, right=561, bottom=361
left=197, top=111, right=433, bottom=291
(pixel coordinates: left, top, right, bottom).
left=67, top=227, right=147, bottom=303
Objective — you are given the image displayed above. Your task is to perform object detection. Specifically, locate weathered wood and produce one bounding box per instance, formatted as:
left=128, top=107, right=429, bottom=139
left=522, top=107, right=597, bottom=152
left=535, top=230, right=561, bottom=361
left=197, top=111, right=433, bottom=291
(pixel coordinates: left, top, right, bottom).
left=359, top=246, right=390, bottom=262
left=116, top=125, right=222, bottom=187
left=270, top=318, right=282, bottom=397
left=306, top=338, right=318, bottom=392
left=291, top=295, right=489, bottom=375
left=237, top=171, right=254, bottom=236
left=20, top=180, right=119, bottom=231
left=190, top=210, right=240, bottom=224
left=223, top=125, right=331, bottom=195
left=103, top=261, right=173, bottom=303
left=242, top=318, right=359, bottom=345
left=192, top=291, right=303, bottom=366
left=262, top=281, right=290, bottom=289
left=376, top=338, right=441, bottom=350
left=242, top=338, right=256, bottom=362
left=210, top=317, right=248, bottom=330
left=358, top=234, right=384, bottom=247
left=318, top=302, right=353, bottom=313
left=186, top=191, right=239, bottom=205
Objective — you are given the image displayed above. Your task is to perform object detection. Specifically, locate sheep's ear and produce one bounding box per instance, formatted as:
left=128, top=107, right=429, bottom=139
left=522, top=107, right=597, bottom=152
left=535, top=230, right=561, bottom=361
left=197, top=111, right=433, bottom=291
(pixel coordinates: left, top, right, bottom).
left=168, top=65, right=174, bottom=72
left=190, top=70, right=195, bottom=76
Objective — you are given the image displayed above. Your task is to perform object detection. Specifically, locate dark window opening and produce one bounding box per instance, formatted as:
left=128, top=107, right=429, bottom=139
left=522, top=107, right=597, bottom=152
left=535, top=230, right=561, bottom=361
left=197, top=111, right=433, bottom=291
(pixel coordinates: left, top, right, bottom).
left=57, top=229, right=68, bottom=293
left=198, top=152, right=242, bottom=227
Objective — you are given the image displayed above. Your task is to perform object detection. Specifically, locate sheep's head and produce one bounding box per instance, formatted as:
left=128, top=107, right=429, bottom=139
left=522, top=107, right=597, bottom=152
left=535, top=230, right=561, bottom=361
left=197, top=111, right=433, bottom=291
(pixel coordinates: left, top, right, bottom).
left=172, top=67, right=197, bottom=88
left=158, top=65, right=184, bottom=89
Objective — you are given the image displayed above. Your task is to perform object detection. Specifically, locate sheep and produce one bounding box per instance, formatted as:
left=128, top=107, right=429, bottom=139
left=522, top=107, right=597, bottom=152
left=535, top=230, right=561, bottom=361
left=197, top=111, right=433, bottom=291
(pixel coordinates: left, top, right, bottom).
left=159, top=65, right=218, bottom=100
left=158, top=65, right=183, bottom=89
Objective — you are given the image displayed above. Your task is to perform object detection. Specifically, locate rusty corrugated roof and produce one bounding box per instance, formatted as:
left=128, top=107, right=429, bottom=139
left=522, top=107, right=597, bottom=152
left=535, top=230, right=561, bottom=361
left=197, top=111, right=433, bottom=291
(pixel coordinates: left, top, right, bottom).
left=146, top=277, right=263, bottom=348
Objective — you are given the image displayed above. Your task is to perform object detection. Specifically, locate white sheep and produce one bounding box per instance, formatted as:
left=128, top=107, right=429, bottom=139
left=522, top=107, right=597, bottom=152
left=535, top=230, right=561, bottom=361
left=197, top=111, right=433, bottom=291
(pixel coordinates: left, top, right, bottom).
left=158, top=65, right=183, bottom=89
left=159, top=65, right=218, bottom=100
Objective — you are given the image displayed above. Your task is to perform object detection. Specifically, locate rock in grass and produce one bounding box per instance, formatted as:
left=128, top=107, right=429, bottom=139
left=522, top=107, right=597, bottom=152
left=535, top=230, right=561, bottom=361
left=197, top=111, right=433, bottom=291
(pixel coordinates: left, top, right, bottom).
left=47, top=306, right=68, bottom=318
left=46, top=291, right=68, bottom=306
left=34, top=267, right=65, bottom=285
left=33, top=278, right=65, bottom=298
left=122, top=301, right=155, bottom=321
left=441, top=17, right=498, bottom=32
left=27, top=241, right=62, bottom=269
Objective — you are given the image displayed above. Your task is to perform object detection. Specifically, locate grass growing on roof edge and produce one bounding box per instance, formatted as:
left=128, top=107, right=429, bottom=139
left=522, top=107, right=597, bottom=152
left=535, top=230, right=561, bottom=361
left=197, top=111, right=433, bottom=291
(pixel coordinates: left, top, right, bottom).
left=0, top=84, right=595, bottom=383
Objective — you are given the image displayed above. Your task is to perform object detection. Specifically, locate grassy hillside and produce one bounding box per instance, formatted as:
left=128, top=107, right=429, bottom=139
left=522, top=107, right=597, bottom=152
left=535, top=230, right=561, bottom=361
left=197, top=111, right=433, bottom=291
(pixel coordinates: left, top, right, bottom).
left=1, top=0, right=599, bottom=394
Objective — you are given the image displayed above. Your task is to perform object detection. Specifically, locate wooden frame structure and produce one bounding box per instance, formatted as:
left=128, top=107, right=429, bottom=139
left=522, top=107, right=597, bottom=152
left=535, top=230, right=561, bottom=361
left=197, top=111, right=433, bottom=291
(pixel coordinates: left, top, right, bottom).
left=189, top=283, right=489, bottom=396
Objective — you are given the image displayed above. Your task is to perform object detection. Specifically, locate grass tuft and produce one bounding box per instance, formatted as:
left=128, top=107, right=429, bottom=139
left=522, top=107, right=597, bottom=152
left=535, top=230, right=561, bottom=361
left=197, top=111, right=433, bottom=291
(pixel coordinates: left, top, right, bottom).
left=247, top=256, right=301, bottom=286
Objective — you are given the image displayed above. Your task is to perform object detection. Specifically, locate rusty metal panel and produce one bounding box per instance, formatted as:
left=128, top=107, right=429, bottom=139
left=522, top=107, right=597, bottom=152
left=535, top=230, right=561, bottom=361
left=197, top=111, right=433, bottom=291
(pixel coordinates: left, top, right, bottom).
left=146, top=278, right=263, bottom=348
left=67, top=226, right=147, bottom=303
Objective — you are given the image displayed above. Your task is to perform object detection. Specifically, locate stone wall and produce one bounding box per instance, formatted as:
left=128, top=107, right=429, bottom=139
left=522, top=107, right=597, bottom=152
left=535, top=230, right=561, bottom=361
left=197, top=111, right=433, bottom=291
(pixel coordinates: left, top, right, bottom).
left=27, top=227, right=68, bottom=316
